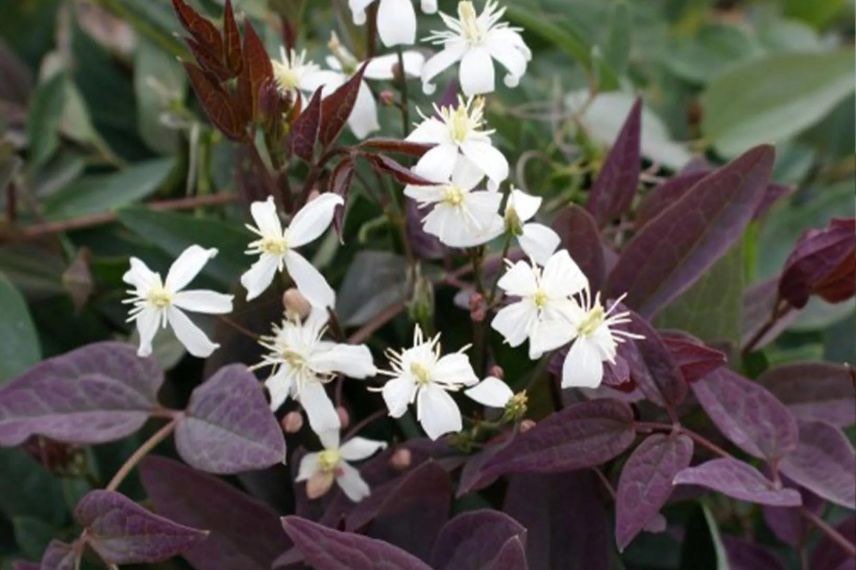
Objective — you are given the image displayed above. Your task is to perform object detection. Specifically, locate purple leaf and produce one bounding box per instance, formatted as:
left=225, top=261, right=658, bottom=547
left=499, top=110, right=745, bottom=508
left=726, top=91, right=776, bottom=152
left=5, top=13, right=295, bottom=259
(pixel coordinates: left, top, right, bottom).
left=12, top=562, right=39, bottom=570
left=635, top=171, right=708, bottom=228
left=407, top=198, right=445, bottom=260
left=359, top=138, right=433, bottom=157
left=74, top=490, right=208, bottom=565
left=289, top=88, right=322, bottom=161
left=462, top=399, right=636, bottom=493
left=39, top=540, right=79, bottom=570
left=281, top=516, right=432, bottom=570
left=622, top=314, right=688, bottom=410
left=673, top=458, right=801, bottom=507
left=810, top=516, right=855, bottom=570
left=319, top=63, right=369, bottom=147
left=237, top=20, right=274, bottom=123
left=691, top=368, right=798, bottom=462
left=140, top=455, right=289, bottom=570
left=780, top=421, right=855, bottom=509
left=504, top=471, right=610, bottom=570
left=365, top=153, right=437, bottom=186
left=488, top=537, right=529, bottom=570
left=741, top=276, right=798, bottom=349
left=586, top=98, right=641, bottom=226
left=430, top=510, right=526, bottom=570
left=763, top=486, right=823, bottom=547
left=722, top=536, right=785, bottom=570
left=757, top=362, right=855, bottom=427
left=0, top=342, right=163, bottom=446
left=660, top=331, right=727, bottom=383
left=606, top=145, right=775, bottom=318
left=615, top=433, right=693, bottom=550
left=175, top=364, right=285, bottom=474
left=184, top=63, right=247, bottom=141
left=552, top=205, right=607, bottom=292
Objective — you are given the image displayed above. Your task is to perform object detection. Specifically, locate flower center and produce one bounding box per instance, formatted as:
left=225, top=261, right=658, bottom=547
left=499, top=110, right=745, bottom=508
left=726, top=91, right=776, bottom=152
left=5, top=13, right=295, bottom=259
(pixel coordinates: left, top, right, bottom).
left=318, top=449, right=341, bottom=472
left=505, top=206, right=523, bottom=236
left=147, top=286, right=173, bottom=308
left=533, top=289, right=548, bottom=309
left=458, top=1, right=483, bottom=43
left=282, top=348, right=306, bottom=369
left=261, top=236, right=288, bottom=255
left=273, top=61, right=300, bottom=91
left=442, top=185, right=466, bottom=206
left=578, top=305, right=605, bottom=337
left=410, top=362, right=433, bottom=385
left=449, top=105, right=472, bottom=143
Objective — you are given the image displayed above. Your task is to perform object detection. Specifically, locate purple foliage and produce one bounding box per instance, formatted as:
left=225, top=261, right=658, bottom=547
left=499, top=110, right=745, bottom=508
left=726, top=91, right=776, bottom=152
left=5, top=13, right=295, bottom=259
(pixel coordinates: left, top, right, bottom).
left=757, top=361, right=855, bottom=427
left=673, top=458, right=801, bottom=507
left=430, top=509, right=527, bottom=570
left=622, top=314, right=688, bottom=411
left=660, top=331, right=727, bottom=383
left=810, top=517, right=856, bottom=570
left=39, top=540, right=78, bottom=570
left=552, top=205, right=607, bottom=291
left=722, top=535, right=786, bottom=570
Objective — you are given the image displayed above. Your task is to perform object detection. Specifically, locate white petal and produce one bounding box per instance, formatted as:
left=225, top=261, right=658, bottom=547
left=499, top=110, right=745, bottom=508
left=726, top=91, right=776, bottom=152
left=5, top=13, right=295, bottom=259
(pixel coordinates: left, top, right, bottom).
left=365, top=51, right=425, bottom=80
left=541, top=249, right=588, bottom=298
left=376, top=0, right=416, bottom=47
left=460, top=140, right=508, bottom=187
left=249, top=196, right=282, bottom=237
left=309, top=343, right=377, bottom=378
left=406, top=117, right=448, bottom=145
left=421, top=0, right=437, bottom=12
left=134, top=307, right=161, bottom=357
left=284, top=251, right=336, bottom=308
left=296, top=452, right=320, bottom=481
left=123, top=257, right=158, bottom=289
left=167, top=307, right=218, bottom=358
left=337, top=462, right=371, bottom=501
left=346, top=81, right=379, bottom=139
left=382, top=375, right=417, bottom=417
left=432, top=353, right=478, bottom=386
left=465, top=376, right=513, bottom=408
left=300, top=69, right=345, bottom=94
left=491, top=300, right=536, bottom=347
left=422, top=43, right=467, bottom=94
left=507, top=189, right=541, bottom=222
left=318, top=427, right=340, bottom=450
left=265, top=367, right=294, bottom=410
left=519, top=223, right=561, bottom=266
left=591, top=324, right=618, bottom=361
left=286, top=193, right=344, bottom=248
left=165, top=245, right=217, bottom=292
left=413, top=143, right=458, bottom=184
left=299, top=380, right=341, bottom=434
left=562, top=338, right=605, bottom=388
left=416, top=384, right=462, bottom=440
left=459, top=46, right=495, bottom=96
left=173, top=290, right=233, bottom=314
left=404, top=183, right=445, bottom=204
left=485, top=35, right=528, bottom=88
left=241, top=253, right=281, bottom=302
left=528, top=317, right=575, bottom=359
left=497, top=260, right=538, bottom=297
left=349, top=0, right=374, bottom=25
left=450, top=155, right=486, bottom=190
left=340, top=437, right=387, bottom=461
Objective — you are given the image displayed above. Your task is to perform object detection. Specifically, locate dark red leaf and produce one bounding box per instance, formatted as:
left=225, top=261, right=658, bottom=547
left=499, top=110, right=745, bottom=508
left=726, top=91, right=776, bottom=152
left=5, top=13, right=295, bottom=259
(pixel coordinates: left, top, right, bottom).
left=319, top=62, right=368, bottom=147
left=172, top=0, right=222, bottom=56
left=365, top=153, right=437, bottom=186
left=185, top=36, right=231, bottom=81
left=222, top=0, right=242, bottom=75
left=622, top=313, right=688, bottom=410
left=359, top=138, right=434, bottom=157
left=552, top=205, right=606, bottom=292
left=586, top=98, right=642, bottom=226
left=184, top=63, right=247, bottom=140
left=673, top=458, right=802, bottom=507
left=289, top=87, right=323, bottom=162
left=660, top=331, right=727, bottom=383
left=757, top=362, right=855, bottom=427
left=636, top=172, right=708, bottom=228
left=238, top=20, right=274, bottom=123
left=330, top=157, right=355, bottom=238
left=430, top=510, right=526, bottom=570
left=606, top=145, right=775, bottom=318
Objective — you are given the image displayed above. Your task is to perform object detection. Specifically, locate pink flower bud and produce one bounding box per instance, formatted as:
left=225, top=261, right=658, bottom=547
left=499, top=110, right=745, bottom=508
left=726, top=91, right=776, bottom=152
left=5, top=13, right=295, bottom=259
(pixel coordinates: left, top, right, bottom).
left=379, top=90, right=396, bottom=106
left=281, top=411, right=303, bottom=433
left=389, top=447, right=412, bottom=470
left=337, top=406, right=350, bottom=429
left=519, top=419, right=536, bottom=433
left=469, top=292, right=486, bottom=323
left=488, top=365, right=505, bottom=380
left=283, top=288, right=311, bottom=319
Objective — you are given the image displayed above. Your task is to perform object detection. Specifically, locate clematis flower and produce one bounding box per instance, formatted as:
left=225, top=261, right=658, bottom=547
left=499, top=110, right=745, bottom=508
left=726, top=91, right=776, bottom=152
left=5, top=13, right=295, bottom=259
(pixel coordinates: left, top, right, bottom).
left=255, top=309, right=376, bottom=435
left=271, top=48, right=342, bottom=99
left=404, top=157, right=503, bottom=248
left=464, top=376, right=514, bottom=408
left=502, top=188, right=561, bottom=265
left=124, top=246, right=233, bottom=358
left=561, top=289, right=643, bottom=389
left=379, top=326, right=479, bottom=440
left=407, top=96, right=508, bottom=189
left=491, top=249, right=588, bottom=359
left=297, top=428, right=386, bottom=501
left=349, top=0, right=438, bottom=47
left=422, top=0, right=531, bottom=96
left=241, top=194, right=342, bottom=308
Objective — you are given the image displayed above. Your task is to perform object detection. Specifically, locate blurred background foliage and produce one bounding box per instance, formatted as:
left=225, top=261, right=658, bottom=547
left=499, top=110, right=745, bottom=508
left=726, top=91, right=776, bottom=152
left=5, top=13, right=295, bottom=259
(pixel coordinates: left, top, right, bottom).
left=0, top=0, right=853, bottom=567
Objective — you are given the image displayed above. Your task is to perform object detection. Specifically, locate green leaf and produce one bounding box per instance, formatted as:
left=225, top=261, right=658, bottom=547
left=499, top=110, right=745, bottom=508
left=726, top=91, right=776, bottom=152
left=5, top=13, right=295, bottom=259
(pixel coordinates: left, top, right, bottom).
left=663, top=23, right=763, bottom=85
left=25, top=73, right=66, bottom=169
left=117, top=207, right=248, bottom=288
left=43, top=158, right=175, bottom=220
left=783, top=0, right=845, bottom=29
left=679, top=503, right=729, bottom=570
left=135, top=38, right=186, bottom=154
left=604, top=1, right=631, bottom=76
left=505, top=5, right=593, bottom=72
left=702, top=51, right=855, bottom=157
left=0, top=272, right=41, bottom=384
left=0, top=447, right=66, bottom=525
left=12, top=517, right=55, bottom=560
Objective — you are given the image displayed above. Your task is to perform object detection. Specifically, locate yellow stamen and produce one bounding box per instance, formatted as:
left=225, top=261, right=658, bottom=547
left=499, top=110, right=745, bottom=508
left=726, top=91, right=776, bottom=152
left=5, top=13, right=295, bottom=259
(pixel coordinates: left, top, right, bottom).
left=442, top=185, right=465, bottom=206
left=147, top=286, right=172, bottom=308
left=273, top=61, right=299, bottom=91
left=533, top=289, right=548, bottom=309
left=458, top=1, right=483, bottom=42
left=410, top=362, right=433, bottom=385
left=261, top=236, right=288, bottom=255
left=318, top=449, right=341, bottom=472
left=282, top=349, right=305, bottom=369
left=578, top=306, right=605, bottom=337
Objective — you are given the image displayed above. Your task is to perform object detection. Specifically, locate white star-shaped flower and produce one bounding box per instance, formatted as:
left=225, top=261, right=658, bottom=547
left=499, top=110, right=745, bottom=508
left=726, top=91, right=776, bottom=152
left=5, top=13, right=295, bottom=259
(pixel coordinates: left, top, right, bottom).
left=255, top=309, right=376, bottom=435
left=379, top=326, right=479, bottom=440
left=407, top=96, right=508, bottom=189
left=464, top=376, right=514, bottom=408
left=561, top=289, right=643, bottom=389
left=123, top=245, right=233, bottom=358
left=491, top=249, right=588, bottom=359
left=422, top=0, right=531, bottom=96
left=272, top=48, right=342, bottom=99
left=297, top=428, right=386, bottom=502
left=404, top=157, right=503, bottom=248
left=503, top=188, right=561, bottom=265
left=241, top=194, right=342, bottom=308
left=348, top=0, right=438, bottom=47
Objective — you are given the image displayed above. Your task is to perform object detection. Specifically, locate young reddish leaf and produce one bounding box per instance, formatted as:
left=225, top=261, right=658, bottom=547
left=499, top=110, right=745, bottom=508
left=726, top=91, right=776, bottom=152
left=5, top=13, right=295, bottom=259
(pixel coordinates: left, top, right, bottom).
left=0, top=342, right=163, bottom=446
left=552, top=205, right=607, bottom=292
left=635, top=171, right=707, bottom=228
left=673, top=459, right=801, bottom=507
left=185, top=36, right=231, bottom=81
left=237, top=20, right=274, bottom=123
left=172, top=0, right=223, bottom=56
left=329, top=157, right=355, bottom=238
left=74, top=490, right=208, bottom=565
left=779, top=420, right=855, bottom=509
left=779, top=217, right=855, bottom=309
left=757, top=362, right=855, bottom=427
left=319, top=62, right=368, bottom=147
left=692, top=369, right=798, bottom=462
left=222, top=0, right=242, bottom=75
left=359, top=138, right=434, bottom=157
left=175, top=364, right=286, bottom=474
left=586, top=98, right=641, bottom=226
left=607, top=145, right=775, bottom=318
left=289, top=87, right=323, bottom=162
left=39, top=540, right=79, bottom=570
left=722, top=536, right=786, bottom=570
left=365, top=153, right=437, bottom=186
left=753, top=183, right=793, bottom=221
left=140, top=456, right=289, bottom=570
left=622, top=313, right=688, bottom=410
left=430, top=510, right=526, bottom=570
left=810, top=516, right=855, bottom=570
left=660, top=331, right=727, bottom=383
left=615, top=433, right=693, bottom=551
left=184, top=63, right=247, bottom=141
left=281, top=516, right=433, bottom=570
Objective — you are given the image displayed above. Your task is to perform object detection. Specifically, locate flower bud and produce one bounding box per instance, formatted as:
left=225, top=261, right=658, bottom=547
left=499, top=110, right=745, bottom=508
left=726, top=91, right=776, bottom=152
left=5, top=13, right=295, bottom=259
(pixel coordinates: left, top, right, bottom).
left=281, top=411, right=304, bottom=433
left=488, top=364, right=505, bottom=380
left=283, top=288, right=312, bottom=320
left=469, top=292, right=486, bottom=323
left=519, top=419, right=536, bottom=433
left=407, top=268, right=435, bottom=326
left=336, top=406, right=350, bottom=430
left=389, top=447, right=412, bottom=471
left=379, top=90, right=396, bottom=106
left=503, top=391, right=528, bottom=422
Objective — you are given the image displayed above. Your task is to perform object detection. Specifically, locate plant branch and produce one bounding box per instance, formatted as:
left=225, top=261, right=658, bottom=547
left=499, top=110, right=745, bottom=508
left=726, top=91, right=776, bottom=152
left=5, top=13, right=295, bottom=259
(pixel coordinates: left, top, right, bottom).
left=105, top=418, right=179, bottom=492
left=801, top=506, right=856, bottom=558
left=741, top=296, right=792, bottom=357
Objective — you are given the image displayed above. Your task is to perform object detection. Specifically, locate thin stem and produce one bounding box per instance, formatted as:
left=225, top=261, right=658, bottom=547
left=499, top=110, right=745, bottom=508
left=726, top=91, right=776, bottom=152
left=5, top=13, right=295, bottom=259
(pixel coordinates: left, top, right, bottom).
left=218, top=316, right=259, bottom=341
left=742, top=297, right=792, bottom=357
left=345, top=408, right=388, bottom=440
left=801, top=507, right=856, bottom=558
left=487, top=233, right=512, bottom=305
left=592, top=466, right=617, bottom=501
left=395, top=47, right=410, bottom=136
left=348, top=301, right=406, bottom=344
left=106, top=419, right=179, bottom=492
left=634, top=421, right=731, bottom=459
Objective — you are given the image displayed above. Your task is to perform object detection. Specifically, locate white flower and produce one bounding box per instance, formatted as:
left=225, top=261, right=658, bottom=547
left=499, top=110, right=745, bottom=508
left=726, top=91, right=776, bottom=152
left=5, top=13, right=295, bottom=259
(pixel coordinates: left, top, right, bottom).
left=297, top=428, right=386, bottom=502
left=491, top=249, right=588, bottom=359
left=123, top=245, right=233, bottom=358
left=349, top=0, right=438, bottom=47
left=379, top=326, right=479, bottom=440
left=464, top=376, right=513, bottom=407
left=407, top=96, right=508, bottom=189
left=404, top=157, right=503, bottom=248
left=255, top=309, right=376, bottom=434
left=241, top=194, right=342, bottom=308
left=422, top=0, right=531, bottom=96
left=503, top=188, right=561, bottom=265
left=561, top=289, right=643, bottom=389
left=272, top=48, right=342, bottom=98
